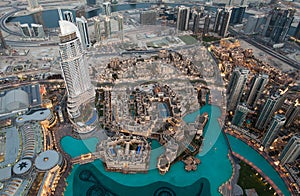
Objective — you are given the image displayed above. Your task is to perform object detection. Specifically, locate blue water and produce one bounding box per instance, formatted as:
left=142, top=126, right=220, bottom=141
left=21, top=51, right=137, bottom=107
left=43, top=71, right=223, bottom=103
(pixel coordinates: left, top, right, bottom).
left=158, top=102, right=170, bottom=118
left=7, top=3, right=212, bottom=28
left=85, top=110, right=98, bottom=126
left=61, top=104, right=232, bottom=196
left=60, top=136, right=98, bottom=158
left=227, top=134, right=290, bottom=196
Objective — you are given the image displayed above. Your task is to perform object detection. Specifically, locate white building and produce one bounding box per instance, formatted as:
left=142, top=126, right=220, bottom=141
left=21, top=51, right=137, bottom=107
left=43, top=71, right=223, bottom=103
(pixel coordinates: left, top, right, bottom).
left=31, top=24, right=45, bottom=38
left=76, top=16, right=91, bottom=49
left=58, top=20, right=94, bottom=119
left=20, top=24, right=32, bottom=37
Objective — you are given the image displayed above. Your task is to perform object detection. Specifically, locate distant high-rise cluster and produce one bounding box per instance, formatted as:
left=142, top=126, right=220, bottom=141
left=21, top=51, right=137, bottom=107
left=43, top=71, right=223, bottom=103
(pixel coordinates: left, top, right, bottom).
left=262, top=7, right=295, bottom=43
left=213, top=7, right=233, bottom=37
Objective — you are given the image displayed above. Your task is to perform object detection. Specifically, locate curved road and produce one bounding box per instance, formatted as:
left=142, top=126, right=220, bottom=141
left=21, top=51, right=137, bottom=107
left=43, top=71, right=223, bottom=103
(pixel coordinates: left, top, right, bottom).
left=0, top=8, right=24, bottom=36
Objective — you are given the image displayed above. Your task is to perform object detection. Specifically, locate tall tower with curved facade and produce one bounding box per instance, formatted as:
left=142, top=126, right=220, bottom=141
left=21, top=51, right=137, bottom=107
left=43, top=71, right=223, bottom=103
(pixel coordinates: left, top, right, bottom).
left=58, top=20, right=94, bottom=119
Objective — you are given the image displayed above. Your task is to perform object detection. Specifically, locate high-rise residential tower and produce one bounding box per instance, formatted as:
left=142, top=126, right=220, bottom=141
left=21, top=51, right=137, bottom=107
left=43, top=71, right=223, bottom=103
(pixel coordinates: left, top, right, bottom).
left=94, top=17, right=101, bottom=43
left=285, top=100, right=300, bottom=128
left=103, top=2, right=111, bottom=16
left=255, top=92, right=282, bottom=130
left=232, top=103, right=250, bottom=126
left=177, top=6, right=190, bottom=32
left=192, top=11, right=200, bottom=34
left=279, top=135, right=300, bottom=165
left=226, top=68, right=249, bottom=111
left=58, top=20, right=94, bottom=119
left=262, top=8, right=295, bottom=43
left=213, top=8, right=223, bottom=33
left=76, top=16, right=91, bottom=49
left=230, top=6, right=246, bottom=25
left=262, top=114, right=286, bottom=148
left=219, top=7, right=232, bottom=37
left=203, top=15, right=211, bottom=35
left=104, top=16, right=111, bottom=38
left=246, top=74, right=269, bottom=108
left=118, top=14, right=124, bottom=41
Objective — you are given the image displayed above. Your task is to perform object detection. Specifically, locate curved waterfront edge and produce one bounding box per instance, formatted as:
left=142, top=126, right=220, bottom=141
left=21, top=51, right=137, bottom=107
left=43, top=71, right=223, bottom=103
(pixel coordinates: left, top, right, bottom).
left=226, top=133, right=291, bottom=196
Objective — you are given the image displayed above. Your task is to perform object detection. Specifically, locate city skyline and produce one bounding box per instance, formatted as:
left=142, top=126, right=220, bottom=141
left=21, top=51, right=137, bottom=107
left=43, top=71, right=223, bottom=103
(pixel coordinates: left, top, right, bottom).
left=0, top=0, right=299, bottom=196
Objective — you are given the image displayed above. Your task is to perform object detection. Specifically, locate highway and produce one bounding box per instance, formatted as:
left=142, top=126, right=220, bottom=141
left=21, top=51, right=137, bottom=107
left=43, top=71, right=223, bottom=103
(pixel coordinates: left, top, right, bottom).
left=229, top=28, right=300, bottom=70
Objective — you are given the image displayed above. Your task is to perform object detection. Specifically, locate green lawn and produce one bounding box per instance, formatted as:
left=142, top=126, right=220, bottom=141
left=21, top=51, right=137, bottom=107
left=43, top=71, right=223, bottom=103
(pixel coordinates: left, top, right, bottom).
left=202, top=36, right=220, bottom=43
left=178, top=35, right=198, bottom=45
left=237, top=161, right=276, bottom=196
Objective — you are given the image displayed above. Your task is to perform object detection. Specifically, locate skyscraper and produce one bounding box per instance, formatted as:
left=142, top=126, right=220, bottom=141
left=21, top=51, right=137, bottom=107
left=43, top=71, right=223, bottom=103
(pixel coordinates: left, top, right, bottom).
left=255, top=93, right=282, bottom=130
left=94, top=17, right=101, bottom=43
left=285, top=100, right=300, bottom=128
left=294, top=21, right=300, bottom=40
left=58, top=20, right=94, bottom=119
left=230, top=6, right=246, bottom=25
left=192, top=11, right=200, bottom=34
left=103, top=2, right=111, bottom=16
left=104, top=16, right=111, bottom=38
left=232, top=103, right=249, bottom=126
left=219, top=7, right=232, bottom=37
left=177, top=6, right=190, bottom=32
left=226, top=68, right=249, bottom=111
left=118, top=14, right=124, bottom=41
left=262, top=114, right=286, bottom=148
left=262, top=8, right=295, bottom=43
left=213, top=8, right=223, bottom=33
left=76, top=16, right=91, bottom=49
left=279, top=135, right=300, bottom=165
left=63, top=11, right=75, bottom=23
left=0, top=30, right=7, bottom=50
left=246, top=74, right=269, bottom=108
left=203, top=15, right=211, bottom=35
left=31, top=24, right=45, bottom=38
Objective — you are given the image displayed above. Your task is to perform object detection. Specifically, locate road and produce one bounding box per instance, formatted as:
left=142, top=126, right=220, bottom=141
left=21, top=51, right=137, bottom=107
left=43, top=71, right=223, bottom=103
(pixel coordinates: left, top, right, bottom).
left=229, top=28, right=300, bottom=70
left=0, top=8, right=23, bottom=36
